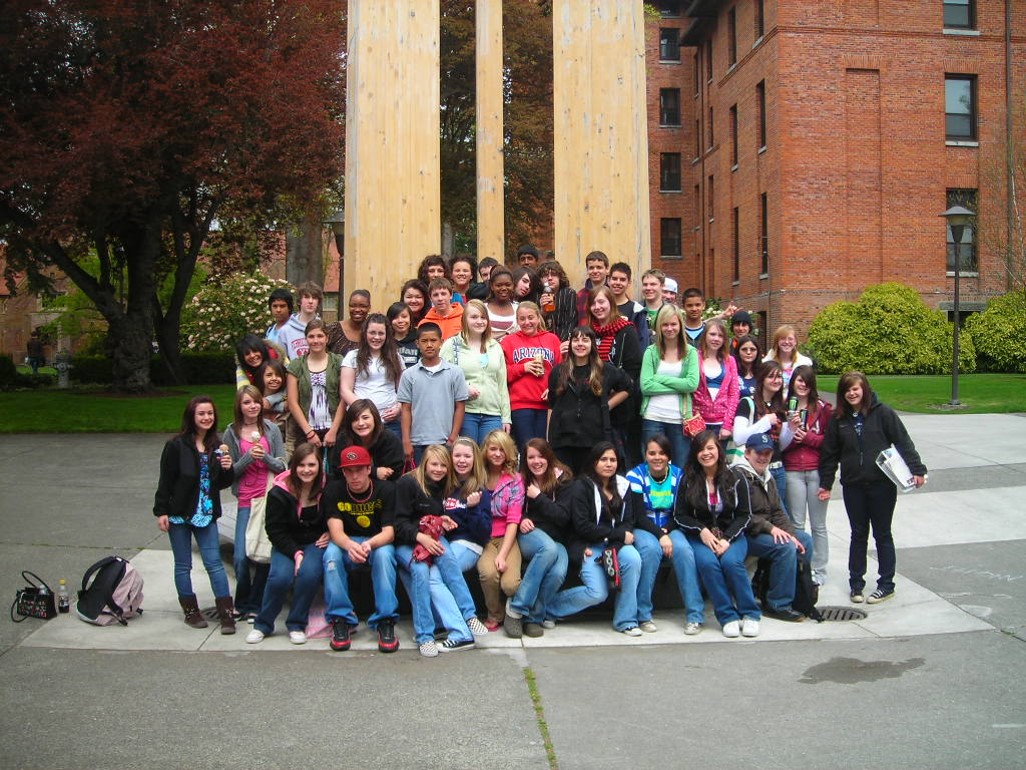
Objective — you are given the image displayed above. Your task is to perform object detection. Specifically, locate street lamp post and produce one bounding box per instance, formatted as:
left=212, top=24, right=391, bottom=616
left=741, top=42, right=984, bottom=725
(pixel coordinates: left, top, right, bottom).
left=940, top=205, right=975, bottom=407
left=324, top=209, right=345, bottom=321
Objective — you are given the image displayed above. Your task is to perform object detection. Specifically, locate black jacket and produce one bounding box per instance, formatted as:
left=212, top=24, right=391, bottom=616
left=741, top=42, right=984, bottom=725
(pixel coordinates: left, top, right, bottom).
left=264, top=477, right=327, bottom=557
left=607, top=324, right=642, bottom=427
left=522, top=475, right=575, bottom=545
left=567, top=475, right=655, bottom=563
left=672, top=467, right=752, bottom=543
left=153, top=435, right=235, bottom=520
left=328, top=429, right=405, bottom=482
left=547, top=362, right=631, bottom=448
left=393, top=474, right=448, bottom=545
left=818, top=398, right=926, bottom=489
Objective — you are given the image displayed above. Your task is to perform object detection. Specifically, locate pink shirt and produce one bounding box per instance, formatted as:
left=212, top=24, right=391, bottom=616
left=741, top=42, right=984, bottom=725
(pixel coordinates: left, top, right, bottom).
left=237, top=436, right=270, bottom=507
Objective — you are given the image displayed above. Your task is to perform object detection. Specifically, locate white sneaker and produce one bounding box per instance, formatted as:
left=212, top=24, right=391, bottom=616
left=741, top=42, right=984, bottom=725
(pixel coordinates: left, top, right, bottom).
left=638, top=620, right=658, bottom=633
left=741, top=617, right=760, bottom=638
left=419, top=640, right=439, bottom=658
left=288, top=630, right=307, bottom=645
left=466, top=617, right=490, bottom=637
left=620, top=626, right=643, bottom=637
left=541, top=619, right=556, bottom=629
left=722, top=620, right=741, bottom=638
left=245, top=629, right=265, bottom=644
left=684, top=622, right=702, bottom=636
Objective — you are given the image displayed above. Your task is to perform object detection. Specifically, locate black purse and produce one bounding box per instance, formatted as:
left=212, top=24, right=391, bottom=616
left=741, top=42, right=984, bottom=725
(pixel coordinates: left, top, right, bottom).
left=10, top=571, right=57, bottom=622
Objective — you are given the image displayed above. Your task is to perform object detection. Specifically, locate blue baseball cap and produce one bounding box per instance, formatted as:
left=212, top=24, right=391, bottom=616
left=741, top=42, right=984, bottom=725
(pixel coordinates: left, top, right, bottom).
left=747, top=432, right=775, bottom=452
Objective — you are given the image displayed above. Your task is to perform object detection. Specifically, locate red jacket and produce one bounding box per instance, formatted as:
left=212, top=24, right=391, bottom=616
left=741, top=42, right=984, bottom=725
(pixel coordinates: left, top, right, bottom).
left=692, top=354, right=740, bottom=430
left=501, top=329, right=562, bottom=411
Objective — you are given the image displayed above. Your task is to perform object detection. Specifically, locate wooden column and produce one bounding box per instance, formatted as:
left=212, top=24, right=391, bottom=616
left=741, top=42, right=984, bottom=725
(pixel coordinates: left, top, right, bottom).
left=344, top=1, right=441, bottom=306
left=476, top=0, right=504, bottom=263
left=552, top=2, right=650, bottom=283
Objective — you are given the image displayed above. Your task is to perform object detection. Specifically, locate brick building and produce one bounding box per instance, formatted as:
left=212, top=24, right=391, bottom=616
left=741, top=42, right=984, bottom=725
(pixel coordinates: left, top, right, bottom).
left=647, top=0, right=1024, bottom=337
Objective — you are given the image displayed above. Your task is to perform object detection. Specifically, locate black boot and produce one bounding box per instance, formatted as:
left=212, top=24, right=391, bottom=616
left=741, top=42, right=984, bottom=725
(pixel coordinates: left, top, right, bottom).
left=214, top=596, right=236, bottom=635
left=179, top=595, right=208, bottom=629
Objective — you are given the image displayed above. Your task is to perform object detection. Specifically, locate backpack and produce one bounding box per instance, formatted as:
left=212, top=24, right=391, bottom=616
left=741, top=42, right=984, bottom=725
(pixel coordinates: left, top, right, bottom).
left=751, top=556, right=823, bottom=622
left=76, top=556, right=144, bottom=626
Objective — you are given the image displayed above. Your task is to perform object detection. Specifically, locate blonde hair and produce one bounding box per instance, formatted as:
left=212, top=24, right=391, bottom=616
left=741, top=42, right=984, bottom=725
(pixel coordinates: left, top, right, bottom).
left=410, top=445, right=457, bottom=496
left=233, top=385, right=265, bottom=437
left=516, top=301, right=548, bottom=332
left=768, top=325, right=799, bottom=366
left=460, top=299, right=492, bottom=353
left=653, top=304, right=686, bottom=359
left=452, top=437, right=486, bottom=497
left=482, top=430, right=520, bottom=476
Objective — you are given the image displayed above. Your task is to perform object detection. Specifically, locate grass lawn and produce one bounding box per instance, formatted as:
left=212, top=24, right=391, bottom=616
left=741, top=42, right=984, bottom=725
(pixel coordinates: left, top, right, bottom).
left=816, top=374, right=1026, bottom=414
left=0, top=384, right=238, bottom=433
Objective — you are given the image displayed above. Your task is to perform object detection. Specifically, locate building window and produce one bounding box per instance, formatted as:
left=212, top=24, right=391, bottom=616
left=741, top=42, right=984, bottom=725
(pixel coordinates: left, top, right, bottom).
left=732, top=206, right=740, bottom=281
left=760, top=192, right=769, bottom=274
left=946, top=188, right=978, bottom=271
left=708, top=106, right=714, bottom=148
left=695, top=118, right=701, bottom=158
left=706, top=39, right=713, bottom=82
left=943, top=0, right=974, bottom=29
left=655, top=0, right=681, bottom=17
left=728, top=7, right=737, bottom=67
left=708, top=175, right=715, bottom=221
left=755, top=0, right=765, bottom=39
left=756, top=80, right=767, bottom=149
left=659, top=88, right=681, bottom=126
left=660, top=153, right=682, bottom=192
left=659, top=28, right=681, bottom=62
left=694, top=184, right=701, bottom=230
left=693, top=51, right=700, bottom=96
left=730, top=104, right=738, bottom=166
left=945, top=75, right=977, bottom=141
left=661, top=218, right=683, bottom=257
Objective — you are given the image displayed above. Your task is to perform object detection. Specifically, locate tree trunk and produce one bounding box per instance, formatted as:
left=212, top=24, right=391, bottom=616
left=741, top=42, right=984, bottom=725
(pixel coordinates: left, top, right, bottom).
left=106, top=314, right=154, bottom=393
left=286, top=211, right=325, bottom=286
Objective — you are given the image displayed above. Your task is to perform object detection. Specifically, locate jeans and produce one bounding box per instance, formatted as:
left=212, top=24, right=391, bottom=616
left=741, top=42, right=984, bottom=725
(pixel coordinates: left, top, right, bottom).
left=254, top=543, right=325, bottom=634
left=769, top=463, right=789, bottom=518
left=689, top=534, right=760, bottom=625
left=548, top=544, right=642, bottom=631
left=322, top=539, right=398, bottom=628
left=232, top=505, right=269, bottom=614
left=786, top=469, right=829, bottom=581
left=511, top=528, right=569, bottom=623
left=396, top=539, right=473, bottom=644
left=460, top=412, right=504, bottom=445
left=641, top=418, right=691, bottom=468
left=842, top=481, right=898, bottom=593
left=168, top=521, right=230, bottom=599
left=511, top=408, right=548, bottom=453
left=384, top=419, right=402, bottom=439
left=426, top=540, right=480, bottom=630
left=746, top=530, right=814, bottom=612
left=662, top=529, right=706, bottom=624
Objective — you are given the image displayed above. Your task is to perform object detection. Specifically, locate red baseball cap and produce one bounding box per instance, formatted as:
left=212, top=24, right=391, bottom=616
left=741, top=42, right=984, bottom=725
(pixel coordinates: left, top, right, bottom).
left=338, top=446, right=372, bottom=468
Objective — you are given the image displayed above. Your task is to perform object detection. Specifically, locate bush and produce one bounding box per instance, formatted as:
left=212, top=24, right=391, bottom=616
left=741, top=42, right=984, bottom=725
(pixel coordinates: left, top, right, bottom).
left=808, top=282, right=976, bottom=375
left=964, top=291, right=1026, bottom=373
left=0, top=354, right=17, bottom=388
left=181, top=271, right=294, bottom=352
left=71, top=353, right=235, bottom=386
left=14, top=373, right=57, bottom=389
left=69, top=356, right=114, bottom=385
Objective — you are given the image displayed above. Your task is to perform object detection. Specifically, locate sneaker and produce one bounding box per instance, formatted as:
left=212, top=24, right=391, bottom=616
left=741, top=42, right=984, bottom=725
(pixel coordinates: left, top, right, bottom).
left=684, top=622, right=702, bottom=636
left=438, top=638, right=475, bottom=653
left=503, top=613, right=523, bottom=639
left=620, top=626, right=643, bottom=637
left=541, top=619, right=556, bottom=630
left=764, top=607, right=805, bottom=623
left=376, top=619, right=399, bottom=653
left=245, top=613, right=257, bottom=624
left=523, top=622, right=544, bottom=638
left=850, top=590, right=865, bottom=604
left=288, top=630, right=307, bottom=645
left=466, top=617, right=490, bottom=637
left=741, top=617, right=760, bottom=638
left=867, top=589, right=895, bottom=604
left=638, top=620, right=658, bottom=633
left=419, top=640, right=439, bottom=658
left=329, top=619, right=351, bottom=652
left=722, top=620, right=741, bottom=638
left=245, top=629, right=265, bottom=644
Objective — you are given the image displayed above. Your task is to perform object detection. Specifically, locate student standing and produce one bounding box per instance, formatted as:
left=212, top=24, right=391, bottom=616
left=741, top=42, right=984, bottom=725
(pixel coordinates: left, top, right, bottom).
left=286, top=319, right=343, bottom=449
left=339, top=312, right=405, bottom=437
left=278, top=282, right=322, bottom=360
left=418, top=278, right=465, bottom=340
left=501, top=302, right=562, bottom=451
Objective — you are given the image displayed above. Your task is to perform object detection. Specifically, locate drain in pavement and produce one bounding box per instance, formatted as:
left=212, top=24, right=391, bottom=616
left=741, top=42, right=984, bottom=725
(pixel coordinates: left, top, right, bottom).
left=817, top=606, right=868, bottom=621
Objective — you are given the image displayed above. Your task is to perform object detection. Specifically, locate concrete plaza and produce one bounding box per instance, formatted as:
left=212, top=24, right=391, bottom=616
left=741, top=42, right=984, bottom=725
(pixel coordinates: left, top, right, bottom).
left=1, top=413, right=1024, bottom=768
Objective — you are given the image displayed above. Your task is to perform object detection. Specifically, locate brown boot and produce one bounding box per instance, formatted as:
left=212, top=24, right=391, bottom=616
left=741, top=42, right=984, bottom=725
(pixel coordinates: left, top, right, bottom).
left=214, top=596, right=236, bottom=635
left=179, top=595, right=209, bottom=629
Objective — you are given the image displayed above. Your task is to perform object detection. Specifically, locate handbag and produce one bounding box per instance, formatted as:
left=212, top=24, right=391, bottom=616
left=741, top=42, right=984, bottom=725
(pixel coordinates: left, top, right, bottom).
left=682, top=412, right=706, bottom=438
left=244, top=471, right=274, bottom=564
left=600, top=547, right=622, bottom=590
left=11, top=571, right=57, bottom=622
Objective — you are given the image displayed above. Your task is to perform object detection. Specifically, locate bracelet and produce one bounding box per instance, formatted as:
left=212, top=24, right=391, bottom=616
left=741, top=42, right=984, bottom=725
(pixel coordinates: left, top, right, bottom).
left=305, top=430, right=315, bottom=438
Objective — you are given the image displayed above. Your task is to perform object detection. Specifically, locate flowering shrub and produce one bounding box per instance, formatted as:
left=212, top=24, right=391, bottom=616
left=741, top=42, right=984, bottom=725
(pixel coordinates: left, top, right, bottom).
left=180, top=272, right=294, bottom=352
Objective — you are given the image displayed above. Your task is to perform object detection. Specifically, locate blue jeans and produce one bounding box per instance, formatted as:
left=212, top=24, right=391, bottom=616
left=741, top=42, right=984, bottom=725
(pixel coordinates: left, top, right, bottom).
left=254, top=543, right=325, bottom=634
left=168, top=521, right=230, bottom=599
left=384, top=419, right=402, bottom=439
left=548, top=543, right=642, bottom=631
left=460, top=412, right=504, bottom=445
left=232, top=505, right=269, bottom=614
left=511, top=528, right=569, bottom=623
left=769, top=463, right=789, bottom=517
left=689, top=534, right=760, bottom=625
left=511, top=408, right=548, bottom=453
left=396, top=539, right=473, bottom=644
left=842, top=481, right=897, bottom=593
left=323, top=539, right=398, bottom=628
left=746, top=530, right=814, bottom=611
left=632, top=529, right=705, bottom=624
left=426, top=539, right=481, bottom=629
left=641, top=418, right=691, bottom=468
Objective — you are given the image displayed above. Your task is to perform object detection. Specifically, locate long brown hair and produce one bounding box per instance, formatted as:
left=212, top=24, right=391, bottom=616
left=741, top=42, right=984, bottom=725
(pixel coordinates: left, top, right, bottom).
left=232, top=385, right=265, bottom=437
left=341, top=399, right=383, bottom=447
left=700, top=318, right=729, bottom=363
left=179, top=395, right=220, bottom=454
left=836, top=370, right=874, bottom=416
left=452, top=437, right=486, bottom=497
left=555, top=326, right=603, bottom=397
left=753, top=360, right=786, bottom=420
left=520, top=438, right=572, bottom=497
left=355, top=313, right=404, bottom=385
left=286, top=442, right=324, bottom=499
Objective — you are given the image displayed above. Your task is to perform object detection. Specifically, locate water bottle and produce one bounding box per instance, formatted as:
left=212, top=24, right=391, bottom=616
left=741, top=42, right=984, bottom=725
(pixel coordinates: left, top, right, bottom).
left=57, top=579, right=70, bottom=613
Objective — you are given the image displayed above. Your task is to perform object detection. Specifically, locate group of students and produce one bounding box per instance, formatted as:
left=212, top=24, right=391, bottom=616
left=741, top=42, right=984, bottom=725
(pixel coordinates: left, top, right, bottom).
left=153, top=249, right=927, bottom=656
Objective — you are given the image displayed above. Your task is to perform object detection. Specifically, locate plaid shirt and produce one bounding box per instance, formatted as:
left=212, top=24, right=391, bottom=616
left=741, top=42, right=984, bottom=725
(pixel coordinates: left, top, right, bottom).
left=488, top=472, right=525, bottom=537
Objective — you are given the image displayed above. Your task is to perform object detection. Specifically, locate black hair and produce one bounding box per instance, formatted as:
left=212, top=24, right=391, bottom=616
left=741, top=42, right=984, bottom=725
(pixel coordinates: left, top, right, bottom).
left=268, top=288, right=294, bottom=313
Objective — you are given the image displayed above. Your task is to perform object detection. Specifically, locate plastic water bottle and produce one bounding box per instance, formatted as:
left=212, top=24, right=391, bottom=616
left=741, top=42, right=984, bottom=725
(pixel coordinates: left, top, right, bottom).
left=57, top=579, right=70, bottom=613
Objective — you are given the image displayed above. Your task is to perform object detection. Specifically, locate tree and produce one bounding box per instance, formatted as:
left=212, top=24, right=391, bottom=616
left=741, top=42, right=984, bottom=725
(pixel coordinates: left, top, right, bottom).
left=0, top=0, right=345, bottom=391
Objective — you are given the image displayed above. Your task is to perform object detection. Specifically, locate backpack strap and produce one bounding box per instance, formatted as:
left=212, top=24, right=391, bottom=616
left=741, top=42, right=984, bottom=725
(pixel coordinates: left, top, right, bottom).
left=80, top=556, right=118, bottom=593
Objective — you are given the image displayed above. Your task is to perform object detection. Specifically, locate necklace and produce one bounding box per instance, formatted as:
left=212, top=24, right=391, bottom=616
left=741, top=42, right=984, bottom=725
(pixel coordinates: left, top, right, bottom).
left=346, top=482, right=374, bottom=503
left=649, top=467, right=669, bottom=484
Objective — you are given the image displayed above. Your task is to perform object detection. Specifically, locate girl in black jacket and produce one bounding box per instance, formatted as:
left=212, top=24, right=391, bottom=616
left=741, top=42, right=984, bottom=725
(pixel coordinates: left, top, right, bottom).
left=327, top=399, right=405, bottom=482
left=153, top=396, right=236, bottom=633
left=817, top=371, right=926, bottom=604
